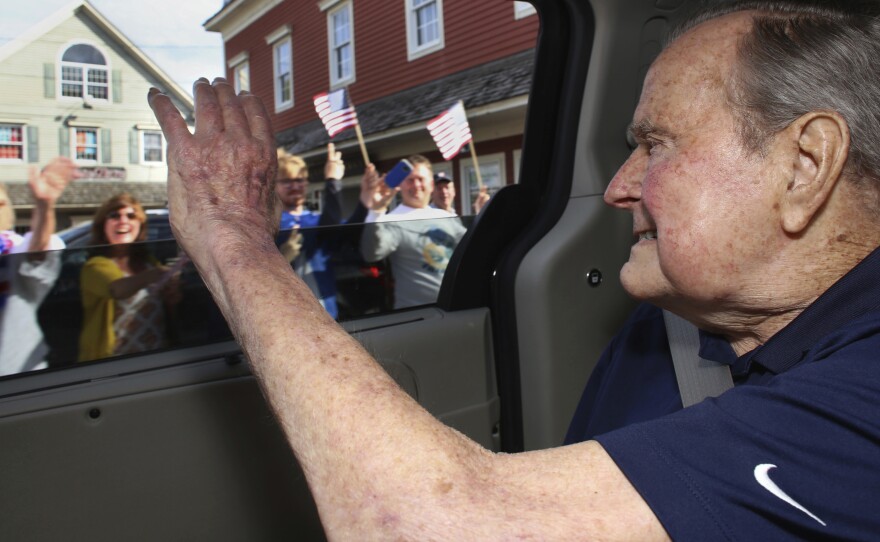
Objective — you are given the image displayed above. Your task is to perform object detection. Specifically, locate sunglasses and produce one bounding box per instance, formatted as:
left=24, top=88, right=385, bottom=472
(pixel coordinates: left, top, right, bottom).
left=108, top=211, right=138, bottom=220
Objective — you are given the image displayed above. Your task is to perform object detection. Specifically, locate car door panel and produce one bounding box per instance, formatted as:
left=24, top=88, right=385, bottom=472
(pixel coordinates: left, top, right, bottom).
left=0, top=307, right=497, bottom=541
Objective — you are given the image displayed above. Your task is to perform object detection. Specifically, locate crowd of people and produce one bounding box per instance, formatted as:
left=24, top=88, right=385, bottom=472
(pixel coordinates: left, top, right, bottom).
left=0, top=147, right=489, bottom=373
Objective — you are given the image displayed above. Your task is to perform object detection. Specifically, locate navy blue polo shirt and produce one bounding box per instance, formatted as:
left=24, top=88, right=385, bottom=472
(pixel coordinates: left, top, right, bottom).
left=566, top=246, right=880, bottom=540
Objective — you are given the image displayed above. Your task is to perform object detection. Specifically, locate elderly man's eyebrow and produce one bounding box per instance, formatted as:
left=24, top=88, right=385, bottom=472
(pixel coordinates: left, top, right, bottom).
left=627, top=118, right=669, bottom=142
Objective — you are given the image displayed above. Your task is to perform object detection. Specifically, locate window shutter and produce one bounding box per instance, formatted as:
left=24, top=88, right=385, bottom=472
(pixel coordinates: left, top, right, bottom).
left=58, top=127, right=70, bottom=157
left=129, top=129, right=139, bottom=164
left=43, top=63, right=55, bottom=99
left=101, top=129, right=112, bottom=163
left=26, top=126, right=39, bottom=163
left=112, top=70, right=122, bottom=103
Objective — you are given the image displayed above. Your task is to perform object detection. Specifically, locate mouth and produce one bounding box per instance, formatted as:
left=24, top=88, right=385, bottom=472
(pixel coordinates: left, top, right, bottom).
left=636, top=230, right=657, bottom=242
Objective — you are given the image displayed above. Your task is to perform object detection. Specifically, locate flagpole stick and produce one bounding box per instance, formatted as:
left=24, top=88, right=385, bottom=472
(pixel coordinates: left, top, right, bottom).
left=468, top=139, right=483, bottom=189
left=354, top=124, right=370, bottom=165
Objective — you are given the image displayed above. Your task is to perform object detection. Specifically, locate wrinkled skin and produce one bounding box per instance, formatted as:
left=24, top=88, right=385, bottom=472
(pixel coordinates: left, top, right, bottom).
left=148, top=79, right=280, bottom=272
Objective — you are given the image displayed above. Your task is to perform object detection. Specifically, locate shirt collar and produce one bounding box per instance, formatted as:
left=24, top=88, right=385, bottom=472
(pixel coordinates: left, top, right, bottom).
left=735, top=246, right=880, bottom=375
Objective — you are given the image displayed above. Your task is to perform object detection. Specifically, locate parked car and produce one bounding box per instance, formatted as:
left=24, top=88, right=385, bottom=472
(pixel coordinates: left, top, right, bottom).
left=0, top=1, right=646, bottom=539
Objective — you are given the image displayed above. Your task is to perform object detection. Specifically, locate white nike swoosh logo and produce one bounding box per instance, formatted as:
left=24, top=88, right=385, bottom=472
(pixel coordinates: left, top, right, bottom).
left=754, top=464, right=826, bottom=527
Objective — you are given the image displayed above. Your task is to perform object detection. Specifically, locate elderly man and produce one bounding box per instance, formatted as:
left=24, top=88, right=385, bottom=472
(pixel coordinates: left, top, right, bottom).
left=429, top=171, right=457, bottom=214
left=148, top=0, right=880, bottom=539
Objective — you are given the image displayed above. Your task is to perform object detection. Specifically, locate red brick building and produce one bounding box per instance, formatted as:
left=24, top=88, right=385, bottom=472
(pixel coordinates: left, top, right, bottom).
left=205, top=0, right=538, bottom=214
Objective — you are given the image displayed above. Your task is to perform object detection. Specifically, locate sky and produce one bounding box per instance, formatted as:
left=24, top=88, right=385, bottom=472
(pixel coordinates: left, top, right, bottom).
left=0, top=0, right=225, bottom=94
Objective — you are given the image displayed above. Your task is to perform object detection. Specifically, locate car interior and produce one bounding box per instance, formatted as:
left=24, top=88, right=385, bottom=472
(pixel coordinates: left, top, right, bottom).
left=0, top=0, right=688, bottom=539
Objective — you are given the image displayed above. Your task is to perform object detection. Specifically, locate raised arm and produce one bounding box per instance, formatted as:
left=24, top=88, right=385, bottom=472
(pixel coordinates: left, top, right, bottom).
left=148, top=78, right=667, bottom=541
left=27, top=157, right=81, bottom=252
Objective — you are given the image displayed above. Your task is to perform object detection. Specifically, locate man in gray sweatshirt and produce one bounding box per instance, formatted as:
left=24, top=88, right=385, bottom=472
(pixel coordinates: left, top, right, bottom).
left=359, top=155, right=465, bottom=309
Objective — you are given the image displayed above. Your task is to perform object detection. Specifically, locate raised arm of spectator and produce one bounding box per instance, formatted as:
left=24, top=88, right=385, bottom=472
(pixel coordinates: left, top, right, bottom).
left=27, top=157, right=81, bottom=252
left=359, top=163, right=397, bottom=220
left=148, top=78, right=665, bottom=541
left=319, top=142, right=345, bottom=229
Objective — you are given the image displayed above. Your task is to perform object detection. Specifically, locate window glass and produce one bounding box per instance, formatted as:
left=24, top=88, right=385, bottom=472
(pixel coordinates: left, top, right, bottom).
left=406, top=0, right=444, bottom=59
left=0, top=125, right=24, bottom=160
left=413, top=0, right=439, bottom=46
left=60, top=44, right=109, bottom=101
left=74, top=128, right=98, bottom=162
left=460, top=155, right=505, bottom=212
left=233, top=62, right=250, bottom=93
left=61, top=44, right=106, bottom=65
left=514, top=1, right=537, bottom=18
left=273, top=38, right=293, bottom=109
left=1, top=216, right=473, bottom=376
left=330, top=3, right=354, bottom=84
left=142, top=131, right=164, bottom=163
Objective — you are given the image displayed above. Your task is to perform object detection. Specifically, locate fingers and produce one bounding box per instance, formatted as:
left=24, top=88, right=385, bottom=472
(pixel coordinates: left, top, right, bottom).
left=327, top=143, right=336, bottom=160
left=239, top=91, right=273, bottom=144
left=213, top=78, right=250, bottom=140
left=149, top=87, right=192, bottom=147
left=191, top=78, right=224, bottom=137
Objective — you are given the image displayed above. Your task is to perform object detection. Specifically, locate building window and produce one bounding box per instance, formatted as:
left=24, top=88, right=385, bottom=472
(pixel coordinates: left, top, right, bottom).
left=60, top=43, right=109, bottom=102
left=514, top=1, right=536, bottom=19
left=406, top=0, right=444, bottom=61
left=272, top=37, right=293, bottom=111
left=0, top=124, right=24, bottom=161
left=141, top=131, right=164, bottom=164
left=74, top=127, right=99, bottom=163
left=233, top=62, right=250, bottom=93
left=459, top=153, right=505, bottom=215
left=328, top=1, right=355, bottom=87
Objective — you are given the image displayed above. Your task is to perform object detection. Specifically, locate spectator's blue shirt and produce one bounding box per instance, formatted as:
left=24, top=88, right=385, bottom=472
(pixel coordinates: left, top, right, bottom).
left=279, top=209, right=336, bottom=318
left=567, top=246, right=880, bottom=540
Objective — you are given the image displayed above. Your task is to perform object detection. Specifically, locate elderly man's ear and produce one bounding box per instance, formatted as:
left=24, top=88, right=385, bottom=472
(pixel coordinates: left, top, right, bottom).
left=780, top=111, right=850, bottom=234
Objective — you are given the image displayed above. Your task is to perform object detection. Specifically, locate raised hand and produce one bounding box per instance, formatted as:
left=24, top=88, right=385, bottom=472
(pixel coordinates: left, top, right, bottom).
left=28, top=156, right=81, bottom=204
left=324, top=142, right=345, bottom=180
left=472, top=186, right=491, bottom=214
left=148, top=78, right=280, bottom=267
left=359, top=163, right=397, bottom=213
left=26, top=156, right=81, bottom=252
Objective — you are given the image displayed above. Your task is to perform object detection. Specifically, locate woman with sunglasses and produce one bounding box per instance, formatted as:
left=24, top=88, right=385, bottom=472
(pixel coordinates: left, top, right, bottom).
left=78, top=194, right=180, bottom=362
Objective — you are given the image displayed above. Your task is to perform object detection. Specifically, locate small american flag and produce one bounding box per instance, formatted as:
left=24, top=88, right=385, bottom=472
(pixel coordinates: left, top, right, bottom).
left=313, top=88, right=359, bottom=138
left=427, top=101, right=472, bottom=161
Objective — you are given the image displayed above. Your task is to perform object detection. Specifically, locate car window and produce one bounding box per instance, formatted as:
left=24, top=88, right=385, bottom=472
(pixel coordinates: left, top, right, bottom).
left=0, top=215, right=474, bottom=377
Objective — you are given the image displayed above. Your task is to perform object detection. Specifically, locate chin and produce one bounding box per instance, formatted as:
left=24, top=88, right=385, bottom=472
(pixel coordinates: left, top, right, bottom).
left=619, top=264, right=667, bottom=302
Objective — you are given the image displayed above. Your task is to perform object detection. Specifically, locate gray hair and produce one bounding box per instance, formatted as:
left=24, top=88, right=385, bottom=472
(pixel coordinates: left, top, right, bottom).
left=670, top=1, right=880, bottom=192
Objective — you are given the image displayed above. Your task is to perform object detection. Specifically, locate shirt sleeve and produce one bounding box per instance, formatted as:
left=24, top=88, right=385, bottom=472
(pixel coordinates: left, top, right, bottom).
left=360, top=221, right=399, bottom=262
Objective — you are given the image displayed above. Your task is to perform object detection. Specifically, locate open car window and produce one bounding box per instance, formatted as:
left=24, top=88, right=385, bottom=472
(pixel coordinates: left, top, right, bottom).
left=1, top=215, right=475, bottom=378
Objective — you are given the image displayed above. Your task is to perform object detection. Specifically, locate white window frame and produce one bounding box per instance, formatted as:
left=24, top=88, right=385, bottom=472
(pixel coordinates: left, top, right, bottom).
left=458, top=153, right=505, bottom=215
left=513, top=149, right=523, bottom=183
left=405, top=0, right=445, bottom=61
left=58, top=41, right=111, bottom=105
left=327, top=1, right=356, bottom=88
left=0, top=123, right=26, bottom=163
left=266, top=26, right=293, bottom=112
left=228, top=52, right=250, bottom=93
left=71, top=126, right=100, bottom=164
left=140, top=130, right=165, bottom=165
left=514, top=1, right=537, bottom=19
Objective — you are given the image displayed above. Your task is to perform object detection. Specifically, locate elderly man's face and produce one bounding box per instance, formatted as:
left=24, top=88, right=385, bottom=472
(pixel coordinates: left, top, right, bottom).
left=432, top=181, right=456, bottom=211
left=605, top=13, right=787, bottom=314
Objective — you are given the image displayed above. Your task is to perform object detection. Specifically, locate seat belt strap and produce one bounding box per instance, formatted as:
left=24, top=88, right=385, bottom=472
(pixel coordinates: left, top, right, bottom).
left=663, top=310, right=734, bottom=407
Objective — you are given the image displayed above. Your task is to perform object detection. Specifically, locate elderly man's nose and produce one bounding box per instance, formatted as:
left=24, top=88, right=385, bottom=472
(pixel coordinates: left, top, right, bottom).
left=604, top=152, right=644, bottom=209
